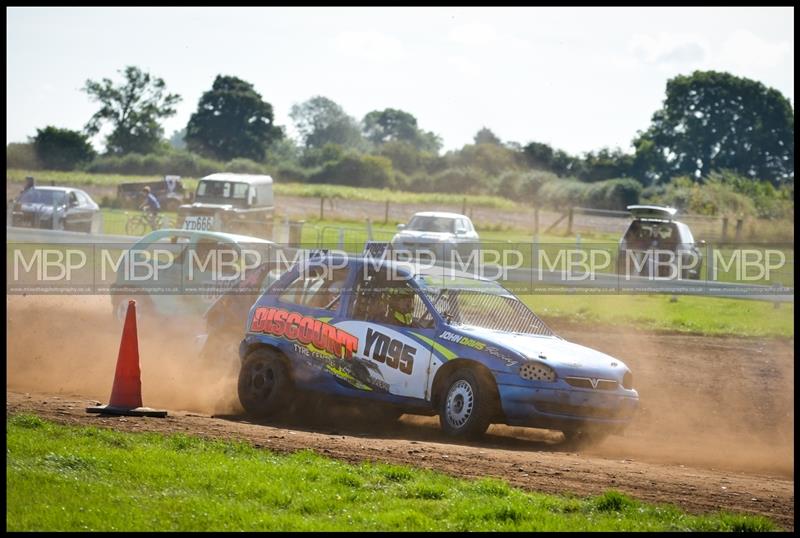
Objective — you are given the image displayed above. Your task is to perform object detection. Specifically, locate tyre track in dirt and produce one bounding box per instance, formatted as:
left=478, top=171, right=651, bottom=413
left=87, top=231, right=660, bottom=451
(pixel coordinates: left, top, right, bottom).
left=6, top=294, right=795, bottom=528
left=6, top=391, right=794, bottom=530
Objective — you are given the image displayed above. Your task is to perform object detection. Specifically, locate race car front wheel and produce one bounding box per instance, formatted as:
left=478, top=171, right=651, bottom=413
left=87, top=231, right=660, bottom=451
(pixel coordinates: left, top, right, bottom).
left=438, top=368, right=494, bottom=439
left=238, top=349, right=293, bottom=418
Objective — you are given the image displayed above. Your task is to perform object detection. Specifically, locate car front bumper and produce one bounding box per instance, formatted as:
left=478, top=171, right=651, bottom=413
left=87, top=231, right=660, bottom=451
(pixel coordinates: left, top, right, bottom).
left=497, top=383, right=639, bottom=432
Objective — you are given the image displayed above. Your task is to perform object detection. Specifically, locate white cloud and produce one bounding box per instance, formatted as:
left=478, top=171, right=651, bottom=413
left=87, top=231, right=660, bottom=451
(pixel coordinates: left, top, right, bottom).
left=447, top=55, right=481, bottom=78
left=629, top=33, right=708, bottom=68
left=718, top=29, right=792, bottom=70
left=333, top=30, right=406, bottom=61
left=447, top=23, right=498, bottom=46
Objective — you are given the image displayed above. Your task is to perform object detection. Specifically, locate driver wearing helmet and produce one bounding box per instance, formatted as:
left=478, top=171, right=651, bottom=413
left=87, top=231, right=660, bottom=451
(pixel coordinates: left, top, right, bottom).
left=386, top=285, right=414, bottom=327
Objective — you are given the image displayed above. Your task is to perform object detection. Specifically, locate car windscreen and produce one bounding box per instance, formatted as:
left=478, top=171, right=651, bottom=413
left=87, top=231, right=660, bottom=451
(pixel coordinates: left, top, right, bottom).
left=19, top=189, right=67, bottom=205
left=196, top=181, right=249, bottom=203
left=407, top=216, right=455, bottom=233
left=414, top=274, right=553, bottom=336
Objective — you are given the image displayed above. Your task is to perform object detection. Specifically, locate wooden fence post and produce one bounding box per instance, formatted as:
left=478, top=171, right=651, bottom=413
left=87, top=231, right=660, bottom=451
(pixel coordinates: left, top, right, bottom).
left=320, top=197, right=325, bottom=220
left=566, top=207, right=574, bottom=236
left=721, top=216, right=729, bottom=241
left=384, top=200, right=390, bottom=224
left=462, top=197, right=467, bottom=215
left=735, top=218, right=743, bottom=241
left=533, top=207, right=540, bottom=236
left=366, top=218, right=373, bottom=241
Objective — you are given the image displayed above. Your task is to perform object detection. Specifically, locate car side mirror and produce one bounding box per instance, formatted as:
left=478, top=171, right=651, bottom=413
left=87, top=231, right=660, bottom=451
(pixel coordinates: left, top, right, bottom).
left=396, top=223, right=406, bottom=231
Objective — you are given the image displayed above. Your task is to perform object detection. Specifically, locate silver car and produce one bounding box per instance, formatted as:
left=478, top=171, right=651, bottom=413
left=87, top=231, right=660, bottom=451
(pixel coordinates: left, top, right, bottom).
left=391, top=211, right=479, bottom=260
left=10, top=186, right=99, bottom=233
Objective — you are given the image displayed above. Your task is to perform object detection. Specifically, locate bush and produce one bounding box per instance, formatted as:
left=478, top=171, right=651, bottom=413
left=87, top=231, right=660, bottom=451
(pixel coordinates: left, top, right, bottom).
left=496, top=170, right=558, bottom=202
left=6, top=143, right=42, bottom=170
left=224, top=158, right=269, bottom=175
left=308, top=154, right=394, bottom=189
left=644, top=175, right=758, bottom=217
left=275, top=164, right=309, bottom=183
left=447, top=143, right=521, bottom=176
left=84, top=150, right=223, bottom=177
left=33, top=127, right=96, bottom=170
left=429, top=167, right=489, bottom=194
left=537, top=177, right=641, bottom=210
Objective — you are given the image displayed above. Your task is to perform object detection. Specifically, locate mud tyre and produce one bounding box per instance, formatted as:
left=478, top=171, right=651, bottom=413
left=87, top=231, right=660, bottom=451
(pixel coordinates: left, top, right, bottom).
left=238, top=349, right=293, bottom=418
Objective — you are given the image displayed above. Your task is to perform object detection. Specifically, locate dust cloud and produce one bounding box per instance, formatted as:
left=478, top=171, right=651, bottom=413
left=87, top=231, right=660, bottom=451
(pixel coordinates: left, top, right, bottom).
left=6, top=295, right=794, bottom=477
left=7, top=294, right=242, bottom=416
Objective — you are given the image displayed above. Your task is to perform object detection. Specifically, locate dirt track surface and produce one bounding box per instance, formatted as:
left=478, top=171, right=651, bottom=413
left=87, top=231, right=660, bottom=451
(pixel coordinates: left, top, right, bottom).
left=6, top=295, right=795, bottom=529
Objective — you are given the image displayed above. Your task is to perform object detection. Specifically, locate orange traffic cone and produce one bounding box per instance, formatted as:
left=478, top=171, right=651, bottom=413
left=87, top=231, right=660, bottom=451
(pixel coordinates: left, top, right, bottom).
left=86, top=300, right=167, bottom=417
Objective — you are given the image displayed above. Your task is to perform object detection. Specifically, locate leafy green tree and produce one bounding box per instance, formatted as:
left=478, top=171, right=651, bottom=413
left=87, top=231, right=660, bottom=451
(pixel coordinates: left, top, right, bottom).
left=33, top=126, right=96, bottom=170
left=581, top=148, right=634, bottom=182
left=185, top=75, right=283, bottom=161
left=378, top=140, right=424, bottom=175
left=361, top=108, right=442, bottom=153
left=169, top=128, right=186, bottom=150
left=450, top=143, right=520, bottom=176
left=299, top=143, right=345, bottom=168
left=363, top=109, right=418, bottom=145
left=473, top=127, right=502, bottom=145
left=290, top=96, right=364, bottom=150
left=522, top=141, right=555, bottom=170
left=636, top=70, right=794, bottom=184
left=83, top=66, right=181, bottom=155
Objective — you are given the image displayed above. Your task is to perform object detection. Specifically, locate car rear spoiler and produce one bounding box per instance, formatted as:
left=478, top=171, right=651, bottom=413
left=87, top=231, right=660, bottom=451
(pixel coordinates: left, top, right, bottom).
left=626, top=205, right=678, bottom=221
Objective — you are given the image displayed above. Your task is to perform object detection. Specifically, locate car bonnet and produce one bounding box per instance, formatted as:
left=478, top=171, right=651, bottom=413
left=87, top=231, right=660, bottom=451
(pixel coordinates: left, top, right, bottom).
left=456, top=327, right=627, bottom=373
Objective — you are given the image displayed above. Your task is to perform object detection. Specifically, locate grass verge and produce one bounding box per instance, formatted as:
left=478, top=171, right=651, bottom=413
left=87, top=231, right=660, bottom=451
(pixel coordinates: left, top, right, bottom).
left=7, top=169, right=516, bottom=209
left=7, top=414, right=778, bottom=531
left=524, top=293, right=794, bottom=339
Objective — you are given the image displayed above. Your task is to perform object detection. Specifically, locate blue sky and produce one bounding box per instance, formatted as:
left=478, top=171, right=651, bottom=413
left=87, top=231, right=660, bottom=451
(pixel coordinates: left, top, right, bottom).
left=6, top=7, right=794, bottom=155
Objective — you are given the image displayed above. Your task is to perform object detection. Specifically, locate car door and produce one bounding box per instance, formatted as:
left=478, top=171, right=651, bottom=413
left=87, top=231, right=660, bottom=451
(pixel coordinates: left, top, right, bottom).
left=62, top=191, right=81, bottom=230
left=337, top=266, right=436, bottom=401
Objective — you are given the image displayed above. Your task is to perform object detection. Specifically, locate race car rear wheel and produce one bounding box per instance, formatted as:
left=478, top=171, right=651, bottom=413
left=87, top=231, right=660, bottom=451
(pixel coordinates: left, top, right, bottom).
left=438, top=368, right=493, bottom=439
left=238, top=349, right=293, bottom=418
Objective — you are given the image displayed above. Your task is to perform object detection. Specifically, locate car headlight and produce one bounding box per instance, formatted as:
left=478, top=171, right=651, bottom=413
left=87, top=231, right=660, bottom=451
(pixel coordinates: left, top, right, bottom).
left=622, top=371, right=633, bottom=389
left=519, top=361, right=556, bottom=382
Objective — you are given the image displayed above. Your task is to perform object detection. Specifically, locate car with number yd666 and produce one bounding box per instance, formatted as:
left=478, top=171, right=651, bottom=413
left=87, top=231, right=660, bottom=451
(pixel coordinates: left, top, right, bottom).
left=236, top=248, right=639, bottom=446
left=177, top=173, right=275, bottom=239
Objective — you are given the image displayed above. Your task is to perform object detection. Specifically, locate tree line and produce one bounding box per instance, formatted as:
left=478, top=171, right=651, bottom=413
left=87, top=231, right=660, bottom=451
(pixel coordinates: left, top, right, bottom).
left=8, top=66, right=794, bottom=215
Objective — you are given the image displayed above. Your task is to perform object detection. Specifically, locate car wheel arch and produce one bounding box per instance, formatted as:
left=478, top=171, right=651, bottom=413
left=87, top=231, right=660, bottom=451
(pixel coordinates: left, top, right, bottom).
left=430, top=358, right=500, bottom=410
left=241, top=343, right=294, bottom=381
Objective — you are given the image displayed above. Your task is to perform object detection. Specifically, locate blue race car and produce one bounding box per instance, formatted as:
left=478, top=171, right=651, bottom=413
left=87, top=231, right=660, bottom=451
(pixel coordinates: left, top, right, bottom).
left=237, top=251, right=639, bottom=444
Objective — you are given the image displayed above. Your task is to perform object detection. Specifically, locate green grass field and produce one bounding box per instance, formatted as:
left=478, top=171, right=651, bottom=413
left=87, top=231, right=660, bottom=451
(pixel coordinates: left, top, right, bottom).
left=7, top=169, right=516, bottom=209
left=6, top=414, right=778, bottom=532
left=522, top=294, right=794, bottom=338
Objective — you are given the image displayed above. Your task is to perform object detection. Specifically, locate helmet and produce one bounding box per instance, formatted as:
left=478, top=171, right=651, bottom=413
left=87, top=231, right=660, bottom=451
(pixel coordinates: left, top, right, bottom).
left=143, top=186, right=151, bottom=193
